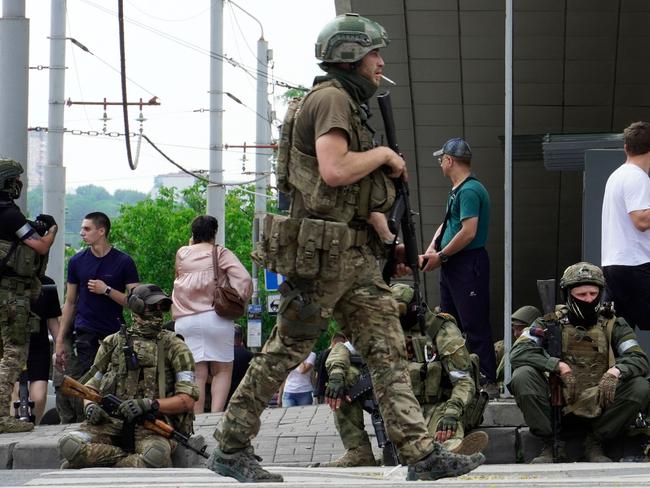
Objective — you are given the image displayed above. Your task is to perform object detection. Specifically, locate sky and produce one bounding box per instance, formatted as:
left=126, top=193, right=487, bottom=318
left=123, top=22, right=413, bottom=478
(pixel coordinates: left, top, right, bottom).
left=24, top=0, right=335, bottom=194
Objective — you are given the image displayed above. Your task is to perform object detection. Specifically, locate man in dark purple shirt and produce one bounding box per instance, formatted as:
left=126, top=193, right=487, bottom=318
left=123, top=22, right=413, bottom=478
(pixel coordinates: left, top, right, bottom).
left=54, top=212, right=139, bottom=373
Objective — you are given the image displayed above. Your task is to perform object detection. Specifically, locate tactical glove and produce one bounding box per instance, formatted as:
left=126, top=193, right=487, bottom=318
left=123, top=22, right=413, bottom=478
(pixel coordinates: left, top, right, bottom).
left=85, top=402, right=111, bottom=425
left=325, top=372, right=346, bottom=402
left=36, top=213, right=57, bottom=229
left=435, top=415, right=458, bottom=438
left=560, top=371, right=577, bottom=404
left=598, top=372, right=618, bottom=409
left=117, top=398, right=156, bottom=422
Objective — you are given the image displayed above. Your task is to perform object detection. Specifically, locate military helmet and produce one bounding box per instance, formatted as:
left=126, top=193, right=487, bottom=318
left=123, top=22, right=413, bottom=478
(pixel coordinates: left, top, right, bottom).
left=127, top=284, right=172, bottom=315
left=0, top=158, right=23, bottom=186
left=511, top=305, right=541, bottom=327
left=315, top=13, right=389, bottom=64
left=559, top=262, right=605, bottom=290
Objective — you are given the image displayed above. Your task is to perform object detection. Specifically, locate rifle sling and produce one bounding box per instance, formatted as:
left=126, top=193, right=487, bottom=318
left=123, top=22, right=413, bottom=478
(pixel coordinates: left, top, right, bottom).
left=434, top=176, right=476, bottom=252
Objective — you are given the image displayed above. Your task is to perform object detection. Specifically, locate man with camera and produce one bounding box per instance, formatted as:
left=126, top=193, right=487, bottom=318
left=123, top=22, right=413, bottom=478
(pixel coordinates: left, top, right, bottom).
left=0, top=158, right=58, bottom=433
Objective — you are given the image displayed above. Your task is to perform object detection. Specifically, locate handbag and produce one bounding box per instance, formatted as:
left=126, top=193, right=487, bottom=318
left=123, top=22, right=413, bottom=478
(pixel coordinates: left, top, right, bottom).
left=212, top=245, right=246, bottom=320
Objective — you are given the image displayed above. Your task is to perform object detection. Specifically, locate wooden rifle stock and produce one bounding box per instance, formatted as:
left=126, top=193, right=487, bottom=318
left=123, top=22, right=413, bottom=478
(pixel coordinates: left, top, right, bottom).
left=60, top=375, right=209, bottom=459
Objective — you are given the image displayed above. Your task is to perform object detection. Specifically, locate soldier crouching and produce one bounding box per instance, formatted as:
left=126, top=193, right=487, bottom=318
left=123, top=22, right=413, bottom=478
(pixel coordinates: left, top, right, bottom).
left=57, top=284, right=199, bottom=468
left=508, top=262, right=650, bottom=463
left=323, top=283, right=489, bottom=467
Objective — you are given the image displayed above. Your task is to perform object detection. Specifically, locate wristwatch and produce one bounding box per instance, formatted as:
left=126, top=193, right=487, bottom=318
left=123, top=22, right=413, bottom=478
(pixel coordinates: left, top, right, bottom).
left=438, top=252, right=449, bottom=263
left=104, top=286, right=112, bottom=295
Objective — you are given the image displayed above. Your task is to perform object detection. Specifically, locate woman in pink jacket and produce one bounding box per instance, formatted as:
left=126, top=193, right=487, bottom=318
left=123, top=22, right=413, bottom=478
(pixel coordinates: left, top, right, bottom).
left=172, top=215, right=252, bottom=413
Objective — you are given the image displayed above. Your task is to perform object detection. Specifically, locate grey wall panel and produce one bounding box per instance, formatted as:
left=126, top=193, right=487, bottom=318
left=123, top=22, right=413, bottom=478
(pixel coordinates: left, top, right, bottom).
left=459, top=11, right=503, bottom=36
left=406, top=11, right=459, bottom=36
left=564, top=83, right=613, bottom=106
left=410, top=59, right=461, bottom=82
left=462, top=59, right=504, bottom=83
left=413, top=104, right=464, bottom=126
left=565, top=36, right=617, bottom=60
left=565, top=11, right=619, bottom=36
left=513, top=36, right=564, bottom=59
left=514, top=11, right=566, bottom=36
left=563, top=107, right=613, bottom=133
left=461, top=36, right=504, bottom=59
left=411, top=82, right=463, bottom=104
left=515, top=83, right=563, bottom=106
left=514, top=60, right=564, bottom=83
left=410, top=36, right=460, bottom=59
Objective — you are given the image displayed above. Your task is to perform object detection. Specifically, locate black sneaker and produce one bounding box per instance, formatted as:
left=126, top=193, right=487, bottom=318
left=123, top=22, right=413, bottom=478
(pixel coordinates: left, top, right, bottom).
left=208, top=446, right=283, bottom=482
left=406, top=443, right=485, bottom=481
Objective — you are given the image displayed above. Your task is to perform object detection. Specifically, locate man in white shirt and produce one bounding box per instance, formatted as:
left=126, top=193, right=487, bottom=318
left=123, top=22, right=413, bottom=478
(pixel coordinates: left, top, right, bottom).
left=601, top=121, right=650, bottom=330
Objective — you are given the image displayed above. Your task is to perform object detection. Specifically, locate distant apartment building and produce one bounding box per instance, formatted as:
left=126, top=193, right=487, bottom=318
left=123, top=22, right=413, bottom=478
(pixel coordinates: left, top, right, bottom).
left=151, top=171, right=199, bottom=197
left=27, top=130, right=47, bottom=189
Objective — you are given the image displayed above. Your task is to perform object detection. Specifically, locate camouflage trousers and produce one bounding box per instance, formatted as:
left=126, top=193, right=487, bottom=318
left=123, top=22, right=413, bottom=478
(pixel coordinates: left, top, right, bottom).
left=59, top=420, right=174, bottom=468
left=0, top=283, right=31, bottom=418
left=422, top=402, right=466, bottom=452
left=215, top=245, right=435, bottom=464
left=509, top=365, right=650, bottom=439
left=333, top=396, right=372, bottom=451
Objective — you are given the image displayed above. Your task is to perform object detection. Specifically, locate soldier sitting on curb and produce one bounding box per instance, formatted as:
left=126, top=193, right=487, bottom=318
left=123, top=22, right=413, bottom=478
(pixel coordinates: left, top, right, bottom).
left=509, top=262, right=650, bottom=463
left=495, top=305, right=541, bottom=386
left=322, top=283, right=489, bottom=467
left=57, top=284, right=199, bottom=468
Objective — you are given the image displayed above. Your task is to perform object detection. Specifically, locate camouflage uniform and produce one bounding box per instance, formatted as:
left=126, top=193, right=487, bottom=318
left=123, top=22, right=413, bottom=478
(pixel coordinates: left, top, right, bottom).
left=495, top=305, right=541, bottom=384
left=325, top=284, right=485, bottom=465
left=509, top=263, right=650, bottom=462
left=0, top=159, right=50, bottom=434
left=210, top=13, right=483, bottom=483
left=57, top=285, right=199, bottom=468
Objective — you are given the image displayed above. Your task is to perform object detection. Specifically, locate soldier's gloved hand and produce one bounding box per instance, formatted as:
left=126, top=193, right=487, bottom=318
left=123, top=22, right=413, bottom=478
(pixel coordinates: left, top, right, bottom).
left=325, top=372, right=346, bottom=411
left=117, top=398, right=155, bottom=422
left=36, top=213, right=57, bottom=229
left=598, top=372, right=618, bottom=409
left=85, top=402, right=111, bottom=425
left=560, top=371, right=577, bottom=404
left=435, top=415, right=458, bottom=442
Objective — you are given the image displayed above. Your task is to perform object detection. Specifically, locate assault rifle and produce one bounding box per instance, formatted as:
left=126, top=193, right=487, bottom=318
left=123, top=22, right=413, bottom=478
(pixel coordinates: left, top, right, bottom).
left=60, top=375, right=209, bottom=459
left=536, top=279, right=563, bottom=463
left=347, top=359, right=400, bottom=466
left=13, top=369, right=35, bottom=423
left=377, top=91, right=427, bottom=335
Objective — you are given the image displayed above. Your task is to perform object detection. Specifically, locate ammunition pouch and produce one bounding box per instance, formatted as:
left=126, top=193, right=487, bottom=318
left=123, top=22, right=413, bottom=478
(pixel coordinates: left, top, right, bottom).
left=276, top=286, right=328, bottom=341
left=463, top=390, right=489, bottom=430
left=253, top=214, right=369, bottom=280
left=0, top=239, right=40, bottom=278
left=408, top=360, right=442, bottom=405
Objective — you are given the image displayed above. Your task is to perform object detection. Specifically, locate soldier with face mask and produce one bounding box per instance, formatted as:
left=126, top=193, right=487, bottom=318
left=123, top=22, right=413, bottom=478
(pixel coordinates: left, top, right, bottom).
left=57, top=284, right=199, bottom=468
left=0, top=158, right=58, bottom=433
left=509, top=262, right=650, bottom=463
left=322, top=283, right=489, bottom=467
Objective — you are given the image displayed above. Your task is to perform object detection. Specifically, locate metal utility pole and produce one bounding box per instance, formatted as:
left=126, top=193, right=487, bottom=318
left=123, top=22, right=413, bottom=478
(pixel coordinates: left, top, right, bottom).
left=0, top=0, right=29, bottom=211
left=44, top=0, right=67, bottom=299
left=207, top=0, right=225, bottom=245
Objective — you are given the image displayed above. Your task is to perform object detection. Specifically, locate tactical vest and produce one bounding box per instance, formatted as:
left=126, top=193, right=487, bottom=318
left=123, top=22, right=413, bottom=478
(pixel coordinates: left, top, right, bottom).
left=95, top=330, right=194, bottom=434
left=277, top=79, right=395, bottom=223
left=406, top=332, right=485, bottom=429
left=559, top=308, right=611, bottom=393
left=0, top=238, right=44, bottom=280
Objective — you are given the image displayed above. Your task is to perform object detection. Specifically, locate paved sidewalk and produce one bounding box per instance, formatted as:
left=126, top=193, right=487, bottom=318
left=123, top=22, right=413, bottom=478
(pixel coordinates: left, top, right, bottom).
left=0, top=400, right=646, bottom=469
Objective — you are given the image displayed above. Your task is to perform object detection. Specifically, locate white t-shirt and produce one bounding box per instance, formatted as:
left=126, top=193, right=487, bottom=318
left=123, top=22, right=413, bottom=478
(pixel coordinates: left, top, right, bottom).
left=283, top=351, right=316, bottom=394
left=601, top=163, right=650, bottom=266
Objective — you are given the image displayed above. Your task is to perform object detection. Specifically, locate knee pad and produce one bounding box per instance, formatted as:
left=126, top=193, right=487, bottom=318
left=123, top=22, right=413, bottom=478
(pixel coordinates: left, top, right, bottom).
left=58, top=431, right=91, bottom=461
left=142, top=442, right=169, bottom=468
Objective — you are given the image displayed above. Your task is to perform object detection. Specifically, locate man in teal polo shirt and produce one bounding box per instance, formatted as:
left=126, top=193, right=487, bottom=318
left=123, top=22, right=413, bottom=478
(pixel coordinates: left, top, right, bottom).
left=421, top=138, right=497, bottom=396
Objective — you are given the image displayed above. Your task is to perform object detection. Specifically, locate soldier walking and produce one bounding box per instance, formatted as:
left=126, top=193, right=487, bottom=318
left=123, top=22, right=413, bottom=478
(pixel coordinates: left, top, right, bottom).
left=207, top=13, right=484, bottom=482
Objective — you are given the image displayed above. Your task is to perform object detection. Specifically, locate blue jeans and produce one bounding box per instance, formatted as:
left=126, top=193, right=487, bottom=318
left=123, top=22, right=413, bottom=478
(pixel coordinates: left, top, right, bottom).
left=282, top=391, right=313, bottom=407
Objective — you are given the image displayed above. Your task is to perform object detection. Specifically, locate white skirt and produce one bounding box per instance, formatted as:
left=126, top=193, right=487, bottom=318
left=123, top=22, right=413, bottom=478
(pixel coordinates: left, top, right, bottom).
left=174, top=309, right=234, bottom=363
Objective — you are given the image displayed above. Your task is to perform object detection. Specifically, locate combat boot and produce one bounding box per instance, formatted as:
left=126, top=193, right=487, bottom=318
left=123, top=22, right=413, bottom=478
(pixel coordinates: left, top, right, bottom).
left=530, top=439, right=566, bottom=464
left=324, top=444, right=376, bottom=467
left=406, top=443, right=485, bottom=481
left=208, top=445, right=283, bottom=482
left=450, top=431, right=489, bottom=456
left=583, top=434, right=611, bottom=462
left=0, top=416, right=33, bottom=433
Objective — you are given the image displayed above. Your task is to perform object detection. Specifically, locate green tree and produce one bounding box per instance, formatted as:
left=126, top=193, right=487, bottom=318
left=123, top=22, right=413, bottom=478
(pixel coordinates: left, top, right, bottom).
left=110, top=187, right=196, bottom=294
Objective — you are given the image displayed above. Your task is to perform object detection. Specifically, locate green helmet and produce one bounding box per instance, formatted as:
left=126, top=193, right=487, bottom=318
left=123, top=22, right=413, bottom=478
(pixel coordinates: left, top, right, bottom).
left=0, top=158, right=24, bottom=199
left=559, top=262, right=605, bottom=290
left=315, top=13, right=389, bottom=64
left=511, top=305, right=541, bottom=327
left=127, top=283, right=172, bottom=315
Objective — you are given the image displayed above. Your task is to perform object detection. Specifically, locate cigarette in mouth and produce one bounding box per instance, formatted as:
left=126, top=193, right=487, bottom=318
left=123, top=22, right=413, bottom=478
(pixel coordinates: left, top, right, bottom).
left=381, top=74, right=396, bottom=86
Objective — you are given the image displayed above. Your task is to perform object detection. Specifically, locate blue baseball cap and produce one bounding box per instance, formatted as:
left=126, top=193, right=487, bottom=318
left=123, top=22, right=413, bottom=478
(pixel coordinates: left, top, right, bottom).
left=433, top=137, right=472, bottom=160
